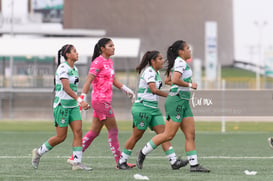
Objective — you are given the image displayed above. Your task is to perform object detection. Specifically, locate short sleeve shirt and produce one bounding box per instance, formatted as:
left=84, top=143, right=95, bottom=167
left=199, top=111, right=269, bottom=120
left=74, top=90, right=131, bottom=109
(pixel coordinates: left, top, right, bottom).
left=89, top=55, right=115, bottom=102
left=169, top=57, right=192, bottom=99
left=136, top=66, right=162, bottom=108
left=54, top=62, right=79, bottom=108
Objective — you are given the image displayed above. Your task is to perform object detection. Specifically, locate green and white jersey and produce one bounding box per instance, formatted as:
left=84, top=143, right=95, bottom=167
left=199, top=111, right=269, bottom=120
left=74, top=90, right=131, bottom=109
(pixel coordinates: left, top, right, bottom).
left=136, top=66, right=163, bottom=108
left=53, top=62, right=79, bottom=108
left=169, top=57, right=192, bottom=100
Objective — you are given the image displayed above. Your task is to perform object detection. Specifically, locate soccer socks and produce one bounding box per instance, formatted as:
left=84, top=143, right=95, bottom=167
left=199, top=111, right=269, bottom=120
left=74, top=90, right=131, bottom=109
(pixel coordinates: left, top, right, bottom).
left=108, top=128, right=121, bottom=164
left=37, top=140, right=53, bottom=156
left=73, top=147, right=83, bottom=163
left=186, top=150, right=198, bottom=166
left=119, top=148, right=132, bottom=164
left=142, top=140, right=157, bottom=155
left=82, top=130, right=99, bottom=152
left=165, top=146, right=177, bottom=165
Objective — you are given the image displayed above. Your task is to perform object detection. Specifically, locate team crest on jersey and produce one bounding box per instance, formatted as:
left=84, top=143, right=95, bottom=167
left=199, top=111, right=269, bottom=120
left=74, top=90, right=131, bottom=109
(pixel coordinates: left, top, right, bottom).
left=61, top=118, right=65, bottom=124
left=176, top=114, right=181, bottom=120
left=139, top=121, right=145, bottom=127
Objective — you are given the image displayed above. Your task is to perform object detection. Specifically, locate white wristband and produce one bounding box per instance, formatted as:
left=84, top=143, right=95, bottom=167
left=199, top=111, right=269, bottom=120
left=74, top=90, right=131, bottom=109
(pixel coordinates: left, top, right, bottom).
left=121, top=85, right=133, bottom=94
left=77, top=97, right=83, bottom=104
left=80, top=93, right=87, bottom=101
left=188, top=83, right=192, bottom=88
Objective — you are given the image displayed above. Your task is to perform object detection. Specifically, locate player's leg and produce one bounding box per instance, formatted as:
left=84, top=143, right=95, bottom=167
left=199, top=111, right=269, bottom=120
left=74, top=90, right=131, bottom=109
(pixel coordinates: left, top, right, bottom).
left=181, top=116, right=210, bottom=173
left=67, top=107, right=104, bottom=163
left=32, top=125, right=68, bottom=169
left=118, top=104, right=151, bottom=169
left=104, top=116, right=121, bottom=165
left=69, top=117, right=92, bottom=171
left=136, top=119, right=180, bottom=169
left=118, top=126, right=145, bottom=169
left=32, top=105, right=69, bottom=169
left=153, top=123, right=188, bottom=170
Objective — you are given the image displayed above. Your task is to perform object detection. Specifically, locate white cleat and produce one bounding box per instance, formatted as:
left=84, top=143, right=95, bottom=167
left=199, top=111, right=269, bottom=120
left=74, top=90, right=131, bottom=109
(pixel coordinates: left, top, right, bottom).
left=32, top=148, right=41, bottom=169
left=268, top=137, right=273, bottom=149
left=67, top=158, right=74, bottom=166
left=72, top=162, right=92, bottom=171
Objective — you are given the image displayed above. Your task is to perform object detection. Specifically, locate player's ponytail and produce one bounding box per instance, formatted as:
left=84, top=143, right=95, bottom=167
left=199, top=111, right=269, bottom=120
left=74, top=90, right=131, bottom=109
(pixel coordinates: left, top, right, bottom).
left=136, top=51, right=159, bottom=74
left=54, top=44, right=73, bottom=86
left=166, top=40, right=186, bottom=76
left=92, top=38, right=112, bottom=61
left=57, top=49, right=62, bottom=67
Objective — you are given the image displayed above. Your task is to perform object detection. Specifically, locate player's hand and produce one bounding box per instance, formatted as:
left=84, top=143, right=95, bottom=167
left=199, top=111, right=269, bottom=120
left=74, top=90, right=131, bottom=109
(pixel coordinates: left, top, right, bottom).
left=191, top=82, right=197, bottom=90
left=121, top=85, right=135, bottom=103
left=80, top=101, right=90, bottom=110
left=129, top=93, right=136, bottom=104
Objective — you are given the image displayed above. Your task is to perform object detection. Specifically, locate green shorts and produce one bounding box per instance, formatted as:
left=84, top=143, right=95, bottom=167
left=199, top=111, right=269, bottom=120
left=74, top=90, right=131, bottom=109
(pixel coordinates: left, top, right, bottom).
left=131, top=102, right=164, bottom=130
left=165, top=95, right=193, bottom=123
left=53, top=105, right=82, bottom=127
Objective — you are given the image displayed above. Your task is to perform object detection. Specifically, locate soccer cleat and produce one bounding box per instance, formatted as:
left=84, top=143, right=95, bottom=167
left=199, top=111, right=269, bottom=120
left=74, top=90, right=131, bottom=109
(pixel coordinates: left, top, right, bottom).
left=190, top=164, right=210, bottom=172
left=117, top=162, right=132, bottom=170
left=32, top=148, right=41, bottom=169
left=268, top=137, right=273, bottom=149
left=136, top=150, right=146, bottom=169
left=171, top=158, right=189, bottom=170
left=72, top=162, right=92, bottom=171
left=127, top=162, right=136, bottom=168
left=67, top=158, right=74, bottom=166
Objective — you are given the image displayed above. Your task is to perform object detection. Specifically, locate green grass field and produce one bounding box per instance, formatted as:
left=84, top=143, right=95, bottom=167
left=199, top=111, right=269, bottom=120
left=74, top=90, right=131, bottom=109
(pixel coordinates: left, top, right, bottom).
left=1, top=121, right=273, bottom=181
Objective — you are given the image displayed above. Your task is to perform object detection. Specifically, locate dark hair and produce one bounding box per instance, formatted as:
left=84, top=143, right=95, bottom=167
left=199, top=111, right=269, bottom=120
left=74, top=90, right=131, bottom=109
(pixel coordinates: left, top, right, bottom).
left=54, top=44, right=74, bottom=86
left=136, top=51, right=160, bottom=74
left=57, top=44, right=73, bottom=67
left=165, top=40, right=186, bottom=75
left=92, top=38, right=112, bottom=61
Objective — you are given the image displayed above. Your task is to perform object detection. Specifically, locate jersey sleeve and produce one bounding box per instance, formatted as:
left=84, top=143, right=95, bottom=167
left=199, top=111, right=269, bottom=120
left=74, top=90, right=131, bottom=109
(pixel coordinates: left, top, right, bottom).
left=89, top=59, right=102, bottom=76
left=143, top=68, right=156, bottom=84
left=57, top=64, right=69, bottom=79
left=174, top=59, right=186, bottom=74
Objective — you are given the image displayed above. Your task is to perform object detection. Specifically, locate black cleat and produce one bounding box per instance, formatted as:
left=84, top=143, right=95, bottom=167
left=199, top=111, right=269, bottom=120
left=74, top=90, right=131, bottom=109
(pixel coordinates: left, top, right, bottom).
left=190, top=164, right=210, bottom=173
left=171, top=159, right=189, bottom=170
left=136, top=150, right=146, bottom=169
left=117, top=162, right=131, bottom=170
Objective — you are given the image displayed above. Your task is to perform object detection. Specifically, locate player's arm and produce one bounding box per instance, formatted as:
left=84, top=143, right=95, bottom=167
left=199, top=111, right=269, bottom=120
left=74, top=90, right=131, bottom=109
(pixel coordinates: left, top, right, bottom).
left=61, top=78, right=90, bottom=109
left=172, top=71, right=197, bottom=89
left=62, top=78, right=78, bottom=100
left=114, top=77, right=135, bottom=103
left=164, top=74, right=172, bottom=85
left=82, top=73, right=95, bottom=95
left=148, top=82, right=168, bottom=97
left=113, top=77, right=123, bottom=89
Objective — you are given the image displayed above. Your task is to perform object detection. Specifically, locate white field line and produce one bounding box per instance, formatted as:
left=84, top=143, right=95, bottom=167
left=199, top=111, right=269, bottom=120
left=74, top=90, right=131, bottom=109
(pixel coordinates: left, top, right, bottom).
left=2, top=155, right=273, bottom=159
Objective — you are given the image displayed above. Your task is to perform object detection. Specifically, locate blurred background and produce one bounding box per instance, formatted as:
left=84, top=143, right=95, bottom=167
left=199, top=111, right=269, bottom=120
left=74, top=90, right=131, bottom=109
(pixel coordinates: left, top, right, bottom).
left=0, top=0, right=273, bottom=127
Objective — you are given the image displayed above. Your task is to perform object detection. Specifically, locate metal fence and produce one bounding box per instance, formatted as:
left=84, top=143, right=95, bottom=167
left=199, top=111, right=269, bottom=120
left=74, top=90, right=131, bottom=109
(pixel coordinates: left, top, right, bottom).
left=1, top=58, right=273, bottom=121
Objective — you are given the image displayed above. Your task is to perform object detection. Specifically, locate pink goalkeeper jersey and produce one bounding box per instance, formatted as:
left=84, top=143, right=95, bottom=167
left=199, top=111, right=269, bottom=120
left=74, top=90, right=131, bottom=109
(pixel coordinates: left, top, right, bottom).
left=89, top=55, right=115, bottom=102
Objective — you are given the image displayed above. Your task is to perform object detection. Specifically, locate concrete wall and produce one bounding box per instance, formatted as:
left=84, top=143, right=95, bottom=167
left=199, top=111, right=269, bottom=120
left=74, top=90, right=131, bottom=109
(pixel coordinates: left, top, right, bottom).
left=63, top=0, right=234, bottom=66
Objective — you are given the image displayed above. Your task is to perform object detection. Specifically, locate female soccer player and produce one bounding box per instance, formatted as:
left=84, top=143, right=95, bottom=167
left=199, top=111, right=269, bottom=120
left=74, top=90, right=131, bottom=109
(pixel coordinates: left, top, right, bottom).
left=32, top=44, right=92, bottom=171
left=136, top=40, right=210, bottom=172
left=67, top=38, right=136, bottom=168
left=117, top=50, right=188, bottom=170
